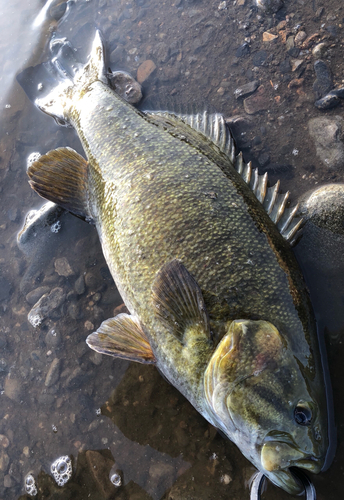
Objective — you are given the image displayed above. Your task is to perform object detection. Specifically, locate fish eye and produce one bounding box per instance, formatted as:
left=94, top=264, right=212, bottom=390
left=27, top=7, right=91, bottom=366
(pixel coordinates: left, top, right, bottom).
left=294, top=405, right=312, bottom=426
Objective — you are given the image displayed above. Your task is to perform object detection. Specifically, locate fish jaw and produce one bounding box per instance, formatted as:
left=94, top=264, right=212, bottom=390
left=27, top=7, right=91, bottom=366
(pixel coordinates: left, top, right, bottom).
left=261, top=440, right=323, bottom=494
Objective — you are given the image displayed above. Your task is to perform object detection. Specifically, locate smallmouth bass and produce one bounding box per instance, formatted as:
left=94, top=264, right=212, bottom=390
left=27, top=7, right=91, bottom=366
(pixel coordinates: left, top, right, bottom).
left=20, top=32, right=330, bottom=495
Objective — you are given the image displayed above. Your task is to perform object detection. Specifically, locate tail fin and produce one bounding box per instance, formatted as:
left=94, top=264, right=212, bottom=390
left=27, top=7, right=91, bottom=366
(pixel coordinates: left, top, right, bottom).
left=17, top=30, right=106, bottom=126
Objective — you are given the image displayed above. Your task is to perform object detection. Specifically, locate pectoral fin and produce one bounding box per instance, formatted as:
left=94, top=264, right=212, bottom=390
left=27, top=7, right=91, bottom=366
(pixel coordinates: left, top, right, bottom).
left=27, top=147, right=92, bottom=221
left=151, top=259, right=211, bottom=344
left=86, top=314, right=156, bottom=364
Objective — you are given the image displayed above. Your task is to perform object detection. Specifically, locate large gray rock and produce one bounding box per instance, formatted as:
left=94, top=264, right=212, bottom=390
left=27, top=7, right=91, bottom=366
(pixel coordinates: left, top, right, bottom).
left=308, top=116, right=344, bottom=169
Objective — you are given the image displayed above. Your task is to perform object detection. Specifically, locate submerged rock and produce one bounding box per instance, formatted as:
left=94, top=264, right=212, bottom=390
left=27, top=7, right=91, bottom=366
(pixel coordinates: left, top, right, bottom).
left=308, top=116, right=344, bottom=169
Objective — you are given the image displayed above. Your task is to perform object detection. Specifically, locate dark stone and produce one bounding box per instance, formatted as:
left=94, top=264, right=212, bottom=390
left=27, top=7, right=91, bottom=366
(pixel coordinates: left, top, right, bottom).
left=235, top=43, right=250, bottom=58
left=234, top=80, right=259, bottom=99
left=258, top=152, right=270, bottom=167
left=0, top=277, right=12, bottom=302
left=252, top=50, right=268, bottom=66
left=279, top=58, right=291, bottom=73
left=326, top=25, right=337, bottom=37
left=287, top=47, right=300, bottom=58
left=75, top=275, right=85, bottom=295
left=313, top=60, right=333, bottom=99
left=26, top=286, right=50, bottom=305
left=329, top=87, right=344, bottom=98
left=315, top=94, right=341, bottom=110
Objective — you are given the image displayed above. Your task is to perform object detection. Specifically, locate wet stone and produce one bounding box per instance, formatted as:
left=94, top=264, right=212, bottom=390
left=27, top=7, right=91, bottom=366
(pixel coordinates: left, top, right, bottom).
left=252, top=50, right=268, bottom=66
left=28, top=287, right=66, bottom=326
left=8, top=208, right=19, bottom=222
left=0, top=451, right=9, bottom=472
left=256, top=0, right=283, bottom=13
left=315, top=93, right=341, bottom=110
left=234, top=80, right=259, bottom=99
left=45, top=358, right=61, bottom=387
left=0, top=276, right=12, bottom=302
left=25, top=286, right=50, bottom=305
left=235, top=42, right=249, bottom=58
left=74, top=275, right=85, bottom=295
left=308, top=116, right=344, bottom=169
left=243, top=86, right=269, bottom=114
left=312, top=42, right=327, bottom=59
left=3, top=474, right=12, bottom=488
left=0, top=333, right=7, bottom=349
left=67, top=302, right=82, bottom=320
left=313, top=60, right=333, bottom=99
left=0, top=358, right=8, bottom=374
left=54, top=257, right=74, bottom=277
left=136, top=60, right=157, bottom=84
left=84, top=272, right=99, bottom=290
left=4, top=376, right=22, bottom=402
left=45, top=327, right=62, bottom=349
left=0, top=435, right=9, bottom=448
left=108, top=71, right=142, bottom=104
left=65, top=367, right=84, bottom=388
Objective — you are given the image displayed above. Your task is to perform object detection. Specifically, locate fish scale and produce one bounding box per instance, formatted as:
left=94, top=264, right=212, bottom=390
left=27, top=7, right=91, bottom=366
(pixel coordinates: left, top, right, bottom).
left=21, top=31, right=329, bottom=495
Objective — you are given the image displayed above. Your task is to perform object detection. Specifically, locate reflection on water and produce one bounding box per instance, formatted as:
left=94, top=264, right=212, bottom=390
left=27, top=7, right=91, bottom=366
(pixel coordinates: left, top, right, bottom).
left=0, top=0, right=344, bottom=498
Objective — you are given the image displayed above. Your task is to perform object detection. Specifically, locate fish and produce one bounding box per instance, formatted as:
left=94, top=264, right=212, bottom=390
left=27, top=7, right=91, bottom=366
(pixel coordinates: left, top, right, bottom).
left=19, top=31, right=329, bottom=495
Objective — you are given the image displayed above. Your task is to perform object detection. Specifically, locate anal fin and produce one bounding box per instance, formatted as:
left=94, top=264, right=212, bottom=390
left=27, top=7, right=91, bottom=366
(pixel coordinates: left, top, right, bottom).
left=86, top=314, right=156, bottom=364
left=27, top=147, right=92, bottom=221
left=151, top=259, right=211, bottom=344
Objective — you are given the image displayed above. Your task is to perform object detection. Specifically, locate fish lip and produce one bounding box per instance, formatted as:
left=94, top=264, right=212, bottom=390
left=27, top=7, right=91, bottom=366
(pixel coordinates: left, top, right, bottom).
left=264, top=468, right=304, bottom=495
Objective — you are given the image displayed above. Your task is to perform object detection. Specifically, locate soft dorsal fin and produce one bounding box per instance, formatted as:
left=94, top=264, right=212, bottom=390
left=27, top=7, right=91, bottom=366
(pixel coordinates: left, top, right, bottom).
left=86, top=314, right=156, bottom=364
left=145, top=110, right=302, bottom=243
left=27, top=147, right=93, bottom=222
left=151, top=259, right=211, bottom=344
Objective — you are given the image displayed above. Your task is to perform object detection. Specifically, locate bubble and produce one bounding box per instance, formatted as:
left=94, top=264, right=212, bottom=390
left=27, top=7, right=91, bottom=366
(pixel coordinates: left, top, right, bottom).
left=50, top=221, right=61, bottom=233
left=25, top=473, right=37, bottom=496
left=51, top=456, right=72, bottom=486
left=109, top=466, right=122, bottom=487
left=28, top=314, right=43, bottom=328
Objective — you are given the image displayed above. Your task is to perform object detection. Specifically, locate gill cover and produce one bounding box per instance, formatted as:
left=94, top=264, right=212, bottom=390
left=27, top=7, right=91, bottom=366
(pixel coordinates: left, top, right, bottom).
left=204, top=319, right=284, bottom=434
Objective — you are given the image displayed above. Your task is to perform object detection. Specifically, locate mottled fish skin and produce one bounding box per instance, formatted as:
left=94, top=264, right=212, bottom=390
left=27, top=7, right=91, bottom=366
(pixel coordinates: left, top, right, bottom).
left=24, top=32, right=329, bottom=494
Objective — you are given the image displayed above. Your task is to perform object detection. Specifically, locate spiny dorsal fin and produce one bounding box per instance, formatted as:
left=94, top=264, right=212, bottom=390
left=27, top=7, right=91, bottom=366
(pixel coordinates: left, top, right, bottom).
left=86, top=314, right=156, bottom=364
left=151, top=259, right=211, bottom=344
left=27, top=147, right=92, bottom=221
left=145, top=110, right=302, bottom=243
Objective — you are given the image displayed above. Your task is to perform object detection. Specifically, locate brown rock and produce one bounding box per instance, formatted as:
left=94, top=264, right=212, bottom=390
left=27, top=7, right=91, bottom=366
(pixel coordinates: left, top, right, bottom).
left=137, top=60, right=157, bottom=84
left=243, top=86, right=270, bottom=114
left=288, top=78, right=304, bottom=89
left=85, top=450, right=116, bottom=500
left=294, top=31, right=307, bottom=46
left=0, top=435, right=9, bottom=448
left=263, top=32, right=278, bottom=42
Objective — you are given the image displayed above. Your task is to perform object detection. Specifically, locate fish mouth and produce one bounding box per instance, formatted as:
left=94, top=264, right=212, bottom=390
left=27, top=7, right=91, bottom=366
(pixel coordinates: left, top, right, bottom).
left=261, top=440, right=323, bottom=493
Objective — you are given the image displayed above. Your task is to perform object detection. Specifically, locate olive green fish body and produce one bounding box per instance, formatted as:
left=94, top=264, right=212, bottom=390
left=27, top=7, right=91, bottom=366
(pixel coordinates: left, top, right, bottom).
left=25, top=32, right=329, bottom=494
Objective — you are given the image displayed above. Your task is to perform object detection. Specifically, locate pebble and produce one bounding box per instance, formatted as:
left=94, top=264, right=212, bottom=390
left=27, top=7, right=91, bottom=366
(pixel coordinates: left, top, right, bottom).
left=243, top=86, right=270, bottom=114
left=45, top=358, right=61, bottom=387
left=54, top=257, right=74, bottom=277
left=0, top=276, right=12, bottom=302
left=28, top=287, right=66, bottom=326
left=255, top=0, right=283, bottom=13
left=25, top=286, right=50, bottom=305
left=4, top=376, right=22, bottom=403
left=84, top=272, right=99, bottom=289
left=67, top=302, right=82, bottom=320
left=315, top=93, right=341, bottom=110
left=291, top=59, right=303, bottom=72
left=262, top=32, right=278, bottom=42
left=75, top=274, right=85, bottom=295
left=0, top=435, right=9, bottom=448
left=234, top=80, right=259, bottom=99
left=108, top=71, right=142, bottom=104
left=312, top=42, right=327, bottom=59
left=8, top=208, right=19, bottom=222
left=0, top=451, right=9, bottom=472
left=136, top=60, right=157, bottom=84
left=252, top=50, right=267, bottom=66
left=235, top=42, right=250, bottom=58
left=45, top=327, right=62, bottom=349
left=313, top=60, right=333, bottom=99
left=4, top=474, right=12, bottom=488
left=294, top=31, right=307, bottom=46
left=308, top=116, right=344, bottom=169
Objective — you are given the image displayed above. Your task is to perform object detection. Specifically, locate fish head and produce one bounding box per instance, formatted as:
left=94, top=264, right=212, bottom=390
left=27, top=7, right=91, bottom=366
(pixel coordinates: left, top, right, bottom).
left=204, top=319, right=328, bottom=494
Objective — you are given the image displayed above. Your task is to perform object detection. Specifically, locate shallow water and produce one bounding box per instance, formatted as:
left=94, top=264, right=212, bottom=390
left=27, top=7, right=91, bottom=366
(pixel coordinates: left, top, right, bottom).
left=1, top=0, right=344, bottom=498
